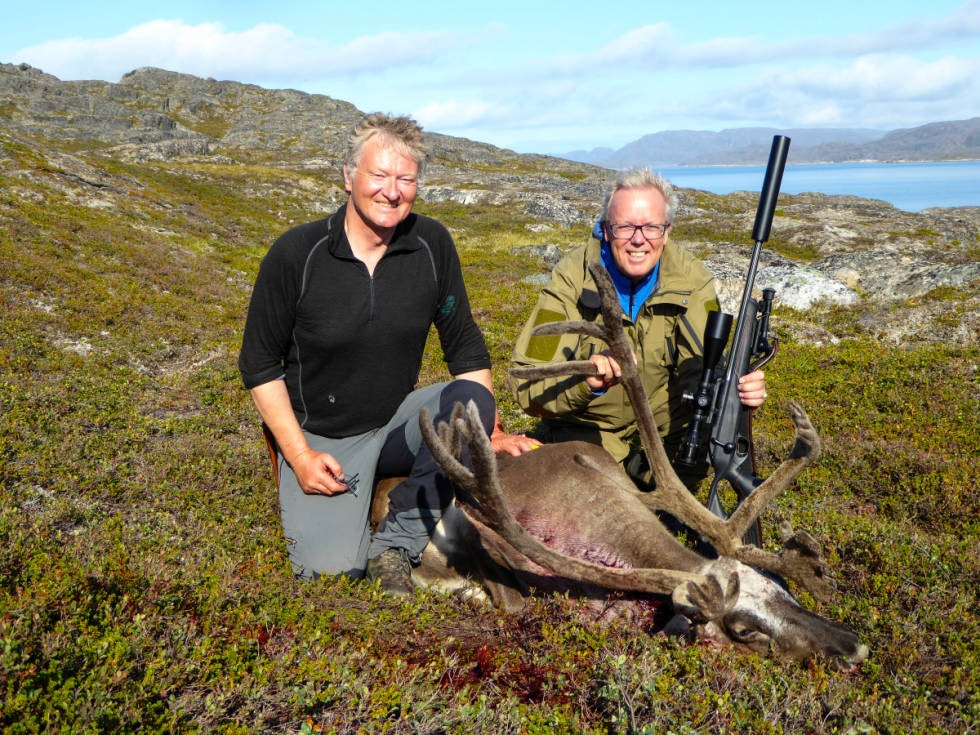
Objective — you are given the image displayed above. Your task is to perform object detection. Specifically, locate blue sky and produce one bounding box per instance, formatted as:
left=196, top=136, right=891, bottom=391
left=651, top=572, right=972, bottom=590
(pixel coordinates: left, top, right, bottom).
left=2, top=0, right=978, bottom=154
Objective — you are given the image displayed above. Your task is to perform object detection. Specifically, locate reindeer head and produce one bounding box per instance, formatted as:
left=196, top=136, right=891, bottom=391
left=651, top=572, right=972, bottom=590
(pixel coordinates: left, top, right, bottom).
left=670, top=557, right=868, bottom=669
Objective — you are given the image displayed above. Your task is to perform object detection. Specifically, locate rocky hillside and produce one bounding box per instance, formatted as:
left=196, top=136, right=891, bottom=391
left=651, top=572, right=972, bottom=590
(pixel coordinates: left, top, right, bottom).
left=1, top=62, right=977, bottom=348
left=0, top=63, right=603, bottom=222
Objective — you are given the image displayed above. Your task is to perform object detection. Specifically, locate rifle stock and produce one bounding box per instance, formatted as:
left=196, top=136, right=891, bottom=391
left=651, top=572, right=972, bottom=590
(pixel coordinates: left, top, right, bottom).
left=680, top=135, right=790, bottom=546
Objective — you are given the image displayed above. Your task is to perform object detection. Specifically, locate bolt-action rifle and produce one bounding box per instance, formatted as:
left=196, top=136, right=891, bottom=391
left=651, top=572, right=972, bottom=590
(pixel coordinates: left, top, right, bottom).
left=678, top=134, right=791, bottom=546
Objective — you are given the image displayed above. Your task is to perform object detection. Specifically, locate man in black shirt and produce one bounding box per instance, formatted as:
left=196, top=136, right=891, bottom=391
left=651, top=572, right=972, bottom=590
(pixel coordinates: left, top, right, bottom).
left=239, top=113, right=537, bottom=590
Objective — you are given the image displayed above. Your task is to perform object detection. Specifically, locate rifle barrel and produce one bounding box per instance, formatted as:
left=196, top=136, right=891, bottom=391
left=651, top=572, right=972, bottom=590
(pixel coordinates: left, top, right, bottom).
left=724, top=135, right=791, bottom=387
left=752, top=135, right=791, bottom=244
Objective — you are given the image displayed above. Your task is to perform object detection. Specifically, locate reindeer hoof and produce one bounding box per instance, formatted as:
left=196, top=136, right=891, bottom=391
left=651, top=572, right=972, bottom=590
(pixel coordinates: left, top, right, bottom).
left=786, top=400, right=821, bottom=462
left=661, top=614, right=695, bottom=640
left=783, top=529, right=823, bottom=558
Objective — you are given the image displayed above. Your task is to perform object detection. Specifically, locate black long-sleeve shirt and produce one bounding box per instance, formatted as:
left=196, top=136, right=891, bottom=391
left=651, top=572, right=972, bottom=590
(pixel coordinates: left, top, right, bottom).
left=238, top=205, right=491, bottom=437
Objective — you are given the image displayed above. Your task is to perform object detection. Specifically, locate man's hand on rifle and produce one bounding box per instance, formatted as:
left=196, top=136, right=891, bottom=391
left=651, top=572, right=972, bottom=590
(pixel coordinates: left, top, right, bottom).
left=737, top=369, right=767, bottom=408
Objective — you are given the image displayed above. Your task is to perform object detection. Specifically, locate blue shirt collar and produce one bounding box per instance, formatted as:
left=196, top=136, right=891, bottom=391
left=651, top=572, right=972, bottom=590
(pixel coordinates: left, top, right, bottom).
left=599, top=238, right=660, bottom=321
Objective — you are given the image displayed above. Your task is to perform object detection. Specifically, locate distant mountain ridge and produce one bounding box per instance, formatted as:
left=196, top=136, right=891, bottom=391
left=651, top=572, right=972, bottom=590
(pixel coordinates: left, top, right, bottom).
left=564, top=119, right=980, bottom=167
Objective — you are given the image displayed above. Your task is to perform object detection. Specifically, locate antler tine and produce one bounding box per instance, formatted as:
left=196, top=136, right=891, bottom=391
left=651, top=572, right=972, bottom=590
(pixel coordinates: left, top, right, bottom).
left=509, top=323, right=606, bottom=382
left=459, top=400, right=504, bottom=520
left=440, top=400, right=467, bottom=460
left=529, top=320, right=608, bottom=339
left=420, top=399, right=708, bottom=595
left=724, top=400, right=820, bottom=540
left=734, top=535, right=833, bottom=602
left=510, top=360, right=597, bottom=381
left=419, top=405, right=477, bottom=494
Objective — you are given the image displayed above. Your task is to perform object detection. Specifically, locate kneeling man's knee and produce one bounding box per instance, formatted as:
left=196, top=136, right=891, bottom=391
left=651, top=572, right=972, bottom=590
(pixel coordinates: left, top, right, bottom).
left=439, top=380, right=495, bottom=432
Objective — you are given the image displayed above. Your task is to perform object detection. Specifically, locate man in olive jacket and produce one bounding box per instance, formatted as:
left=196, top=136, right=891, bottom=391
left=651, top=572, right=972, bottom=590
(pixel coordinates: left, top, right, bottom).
left=509, top=168, right=767, bottom=488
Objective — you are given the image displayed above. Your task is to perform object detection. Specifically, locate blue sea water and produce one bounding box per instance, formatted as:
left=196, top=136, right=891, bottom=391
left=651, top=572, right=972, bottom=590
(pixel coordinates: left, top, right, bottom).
left=658, top=160, right=979, bottom=213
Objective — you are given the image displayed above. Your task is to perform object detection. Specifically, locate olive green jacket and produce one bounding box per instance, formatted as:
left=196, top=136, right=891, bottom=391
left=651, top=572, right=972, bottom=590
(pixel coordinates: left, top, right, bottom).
left=508, top=238, right=720, bottom=464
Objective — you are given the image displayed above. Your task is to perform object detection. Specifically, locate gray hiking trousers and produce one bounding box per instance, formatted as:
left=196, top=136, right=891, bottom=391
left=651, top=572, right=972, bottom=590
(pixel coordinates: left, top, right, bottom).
left=274, top=380, right=494, bottom=580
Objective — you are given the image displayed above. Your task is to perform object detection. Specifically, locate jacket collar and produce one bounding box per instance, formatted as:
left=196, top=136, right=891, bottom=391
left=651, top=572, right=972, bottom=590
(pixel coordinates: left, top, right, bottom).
left=326, top=203, right=422, bottom=259
left=655, top=241, right=698, bottom=295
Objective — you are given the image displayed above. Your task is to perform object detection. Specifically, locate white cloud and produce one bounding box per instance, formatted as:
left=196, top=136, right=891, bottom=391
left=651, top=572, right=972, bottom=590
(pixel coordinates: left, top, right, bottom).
left=770, top=54, right=980, bottom=105
left=413, top=99, right=506, bottom=129
left=592, top=23, right=676, bottom=64
left=844, top=55, right=978, bottom=100
left=331, top=30, right=465, bottom=73
left=579, top=2, right=980, bottom=71
left=689, top=53, right=980, bottom=129
left=13, top=19, right=462, bottom=82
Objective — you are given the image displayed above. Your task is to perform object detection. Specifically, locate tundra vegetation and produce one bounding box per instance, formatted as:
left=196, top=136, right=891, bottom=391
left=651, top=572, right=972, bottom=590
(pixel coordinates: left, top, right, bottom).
left=0, top=125, right=978, bottom=734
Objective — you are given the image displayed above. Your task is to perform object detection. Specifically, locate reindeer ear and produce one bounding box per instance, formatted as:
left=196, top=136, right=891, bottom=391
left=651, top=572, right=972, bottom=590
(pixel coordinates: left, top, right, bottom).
left=672, top=572, right=740, bottom=622
left=673, top=580, right=712, bottom=622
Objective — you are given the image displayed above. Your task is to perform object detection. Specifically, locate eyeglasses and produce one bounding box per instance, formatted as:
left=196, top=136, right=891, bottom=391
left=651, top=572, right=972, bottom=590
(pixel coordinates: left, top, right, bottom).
left=607, top=223, right=670, bottom=241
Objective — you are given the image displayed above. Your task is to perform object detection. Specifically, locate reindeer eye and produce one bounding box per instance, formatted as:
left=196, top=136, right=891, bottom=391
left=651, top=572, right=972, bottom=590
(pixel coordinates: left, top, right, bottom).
left=724, top=613, right=767, bottom=643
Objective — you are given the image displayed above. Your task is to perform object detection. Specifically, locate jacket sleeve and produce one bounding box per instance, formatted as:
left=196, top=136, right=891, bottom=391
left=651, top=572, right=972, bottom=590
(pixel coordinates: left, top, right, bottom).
left=237, top=234, right=301, bottom=390
left=508, top=251, right=601, bottom=418
left=429, top=221, right=492, bottom=376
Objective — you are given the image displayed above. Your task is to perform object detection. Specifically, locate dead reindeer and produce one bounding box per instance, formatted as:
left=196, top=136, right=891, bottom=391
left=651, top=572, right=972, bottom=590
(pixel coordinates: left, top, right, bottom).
left=373, top=262, right=868, bottom=670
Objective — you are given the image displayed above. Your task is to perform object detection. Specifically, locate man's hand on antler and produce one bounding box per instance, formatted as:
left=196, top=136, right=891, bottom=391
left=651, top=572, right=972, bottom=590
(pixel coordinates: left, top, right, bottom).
left=586, top=350, right=625, bottom=392
left=738, top=369, right=767, bottom=408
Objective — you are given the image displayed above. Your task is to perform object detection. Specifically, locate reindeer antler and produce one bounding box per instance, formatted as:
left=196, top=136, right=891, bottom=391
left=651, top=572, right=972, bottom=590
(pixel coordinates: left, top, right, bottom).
left=419, top=401, right=708, bottom=595
left=510, top=261, right=831, bottom=601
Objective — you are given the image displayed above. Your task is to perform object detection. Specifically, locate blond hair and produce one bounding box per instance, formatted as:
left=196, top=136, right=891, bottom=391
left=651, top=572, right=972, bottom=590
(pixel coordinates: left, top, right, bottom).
left=344, top=113, right=427, bottom=175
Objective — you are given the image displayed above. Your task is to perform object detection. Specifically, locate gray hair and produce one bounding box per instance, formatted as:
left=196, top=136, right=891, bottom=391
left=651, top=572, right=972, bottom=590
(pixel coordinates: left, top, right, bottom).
left=601, top=168, right=678, bottom=223
left=344, top=112, right=427, bottom=175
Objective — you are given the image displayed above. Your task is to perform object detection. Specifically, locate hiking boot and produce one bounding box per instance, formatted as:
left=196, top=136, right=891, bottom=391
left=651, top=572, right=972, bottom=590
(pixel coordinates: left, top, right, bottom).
left=365, top=548, right=414, bottom=596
